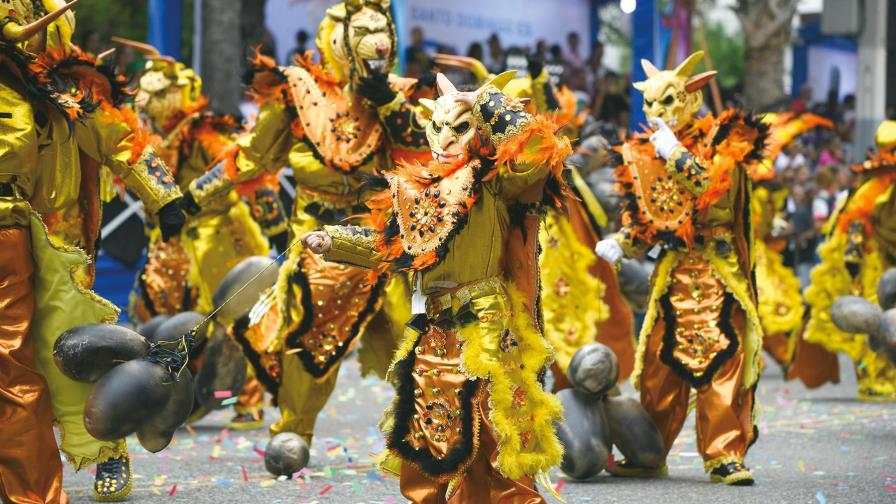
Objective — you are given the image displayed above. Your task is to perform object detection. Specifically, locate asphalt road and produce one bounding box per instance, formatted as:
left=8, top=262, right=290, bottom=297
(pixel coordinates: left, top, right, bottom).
left=61, top=352, right=896, bottom=503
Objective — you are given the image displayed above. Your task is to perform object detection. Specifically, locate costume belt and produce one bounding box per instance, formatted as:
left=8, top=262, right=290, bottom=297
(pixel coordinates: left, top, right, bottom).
left=424, top=277, right=504, bottom=320
left=672, top=226, right=735, bottom=256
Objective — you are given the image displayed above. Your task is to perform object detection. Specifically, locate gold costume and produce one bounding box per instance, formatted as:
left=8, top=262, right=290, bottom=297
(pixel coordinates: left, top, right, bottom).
left=188, top=1, right=431, bottom=442
left=0, top=4, right=182, bottom=501
left=606, top=53, right=766, bottom=483
left=803, top=132, right=896, bottom=400
left=321, top=72, right=568, bottom=502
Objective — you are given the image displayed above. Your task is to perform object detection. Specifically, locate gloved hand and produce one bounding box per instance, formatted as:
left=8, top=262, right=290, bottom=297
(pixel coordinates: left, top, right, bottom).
left=270, top=231, right=290, bottom=253
left=181, top=190, right=202, bottom=216
left=357, top=70, right=396, bottom=107
left=649, top=117, right=682, bottom=160
left=158, top=200, right=186, bottom=242
left=595, top=238, right=624, bottom=265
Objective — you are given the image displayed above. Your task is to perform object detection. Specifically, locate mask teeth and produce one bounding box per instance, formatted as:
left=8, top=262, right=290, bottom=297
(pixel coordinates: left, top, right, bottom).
left=365, top=59, right=386, bottom=72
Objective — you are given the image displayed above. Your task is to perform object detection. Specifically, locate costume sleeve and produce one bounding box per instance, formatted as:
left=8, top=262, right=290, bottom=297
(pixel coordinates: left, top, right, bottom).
left=75, top=106, right=181, bottom=214
left=376, top=92, right=430, bottom=151
left=187, top=102, right=295, bottom=207
left=474, top=86, right=571, bottom=200
left=665, top=147, right=710, bottom=197
left=251, top=185, right=289, bottom=237
left=321, top=224, right=384, bottom=270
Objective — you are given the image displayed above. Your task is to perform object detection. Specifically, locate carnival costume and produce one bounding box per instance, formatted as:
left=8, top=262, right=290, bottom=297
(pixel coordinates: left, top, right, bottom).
left=595, top=52, right=766, bottom=485
left=0, top=2, right=184, bottom=502
left=181, top=0, right=430, bottom=444
left=305, top=70, right=567, bottom=504
left=120, top=44, right=281, bottom=428
left=751, top=113, right=839, bottom=388
left=433, top=52, right=636, bottom=388
left=802, top=120, right=896, bottom=400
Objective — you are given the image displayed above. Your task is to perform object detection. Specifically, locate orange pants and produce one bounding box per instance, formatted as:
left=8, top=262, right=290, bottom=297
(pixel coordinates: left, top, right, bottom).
left=640, top=301, right=756, bottom=468
left=0, top=226, right=67, bottom=504
left=399, top=390, right=545, bottom=504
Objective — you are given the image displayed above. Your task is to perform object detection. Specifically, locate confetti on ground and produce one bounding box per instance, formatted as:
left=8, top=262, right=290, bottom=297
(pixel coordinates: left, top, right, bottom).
left=221, top=397, right=239, bottom=406
left=168, top=484, right=177, bottom=497
left=319, top=484, right=334, bottom=495
left=214, top=390, right=233, bottom=399
left=241, top=465, right=249, bottom=482
left=554, top=479, right=566, bottom=494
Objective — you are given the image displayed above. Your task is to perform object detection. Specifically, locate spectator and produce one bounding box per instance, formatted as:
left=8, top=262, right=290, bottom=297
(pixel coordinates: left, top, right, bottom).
left=286, top=29, right=311, bottom=63
left=81, top=29, right=101, bottom=57
left=812, top=166, right=837, bottom=231
left=405, top=26, right=432, bottom=78
left=585, top=41, right=606, bottom=92
left=817, top=136, right=845, bottom=169
left=534, top=39, right=548, bottom=61
left=784, top=184, right=818, bottom=287
left=485, top=33, right=504, bottom=74
left=466, top=42, right=484, bottom=62
left=566, top=32, right=585, bottom=71
left=791, top=83, right=814, bottom=114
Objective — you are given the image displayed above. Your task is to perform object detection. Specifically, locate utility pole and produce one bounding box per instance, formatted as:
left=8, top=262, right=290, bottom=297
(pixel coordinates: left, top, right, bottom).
left=854, top=0, right=888, bottom=160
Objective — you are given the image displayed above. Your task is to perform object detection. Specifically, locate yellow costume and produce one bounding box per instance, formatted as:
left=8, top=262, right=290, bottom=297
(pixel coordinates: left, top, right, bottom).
left=436, top=53, right=636, bottom=387
left=600, top=52, right=766, bottom=485
left=115, top=48, right=281, bottom=427
left=184, top=0, right=431, bottom=443
left=126, top=51, right=281, bottom=321
left=319, top=71, right=567, bottom=503
left=751, top=113, right=839, bottom=388
left=803, top=121, right=896, bottom=400
left=0, top=3, right=183, bottom=501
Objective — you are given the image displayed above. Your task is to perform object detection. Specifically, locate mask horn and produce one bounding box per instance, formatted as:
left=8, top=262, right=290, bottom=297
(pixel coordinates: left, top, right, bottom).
left=1, top=0, right=79, bottom=43
left=674, top=51, right=705, bottom=78
left=640, top=59, right=660, bottom=78
left=418, top=98, right=435, bottom=115
left=96, top=48, right=116, bottom=63
left=436, top=73, right=458, bottom=96
left=110, top=36, right=160, bottom=56
left=482, top=70, right=517, bottom=92
left=685, top=71, right=717, bottom=93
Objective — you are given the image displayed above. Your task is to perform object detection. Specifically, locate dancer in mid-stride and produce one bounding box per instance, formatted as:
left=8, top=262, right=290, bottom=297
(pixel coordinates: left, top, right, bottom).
left=302, top=71, right=568, bottom=503
left=596, top=51, right=768, bottom=485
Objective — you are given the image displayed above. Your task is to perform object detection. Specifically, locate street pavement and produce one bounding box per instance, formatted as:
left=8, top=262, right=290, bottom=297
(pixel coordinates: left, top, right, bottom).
left=62, top=352, right=896, bottom=503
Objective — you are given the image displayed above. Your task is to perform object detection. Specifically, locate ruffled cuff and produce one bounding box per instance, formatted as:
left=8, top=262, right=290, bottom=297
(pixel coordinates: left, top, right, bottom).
left=119, top=147, right=182, bottom=214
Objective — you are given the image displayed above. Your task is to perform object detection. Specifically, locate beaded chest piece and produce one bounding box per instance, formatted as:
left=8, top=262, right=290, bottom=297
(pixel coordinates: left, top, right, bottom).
left=386, top=160, right=480, bottom=257
left=622, top=142, right=696, bottom=232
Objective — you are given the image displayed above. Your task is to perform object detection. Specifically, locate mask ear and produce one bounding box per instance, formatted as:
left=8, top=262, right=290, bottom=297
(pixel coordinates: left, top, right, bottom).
left=674, top=51, right=705, bottom=78
left=325, top=4, right=346, bottom=22
left=685, top=71, right=717, bottom=93
left=633, top=80, right=647, bottom=92
left=640, top=59, right=660, bottom=78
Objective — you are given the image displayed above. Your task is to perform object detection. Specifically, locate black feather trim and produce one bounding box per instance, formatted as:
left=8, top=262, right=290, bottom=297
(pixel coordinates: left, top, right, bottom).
left=284, top=268, right=387, bottom=378
left=658, top=292, right=740, bottom=388
left=385, top=336, right=479, bottom=479
left=231, top=315, right=281, bottom=398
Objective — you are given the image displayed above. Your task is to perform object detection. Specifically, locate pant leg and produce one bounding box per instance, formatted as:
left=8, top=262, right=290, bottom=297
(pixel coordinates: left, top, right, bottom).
left=448, top=389, right=546, bottom=504
left=271, top=352, right=340, bottom=443
left=639, top=313, right=692, bottom=457
left=234, top=365, right=265, bottom=416
left=695, top=306, right=756, bottom=468
left=0, top=226, right=67, bottom=504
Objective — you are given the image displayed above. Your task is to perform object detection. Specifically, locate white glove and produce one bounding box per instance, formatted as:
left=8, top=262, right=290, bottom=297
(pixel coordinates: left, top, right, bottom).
left=595, top=238, right=624, bottom=265
left=649, top=117, right=681, bottom=160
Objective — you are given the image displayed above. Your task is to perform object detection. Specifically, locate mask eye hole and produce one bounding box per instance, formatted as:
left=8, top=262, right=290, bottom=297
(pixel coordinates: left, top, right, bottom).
left=644, top=99, right=653, bottom=106
left=454, top=121, right=470, bottom=135
left=431, top=122, right=442, bottom=133
left=662, top=95, right=675, bottom=105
